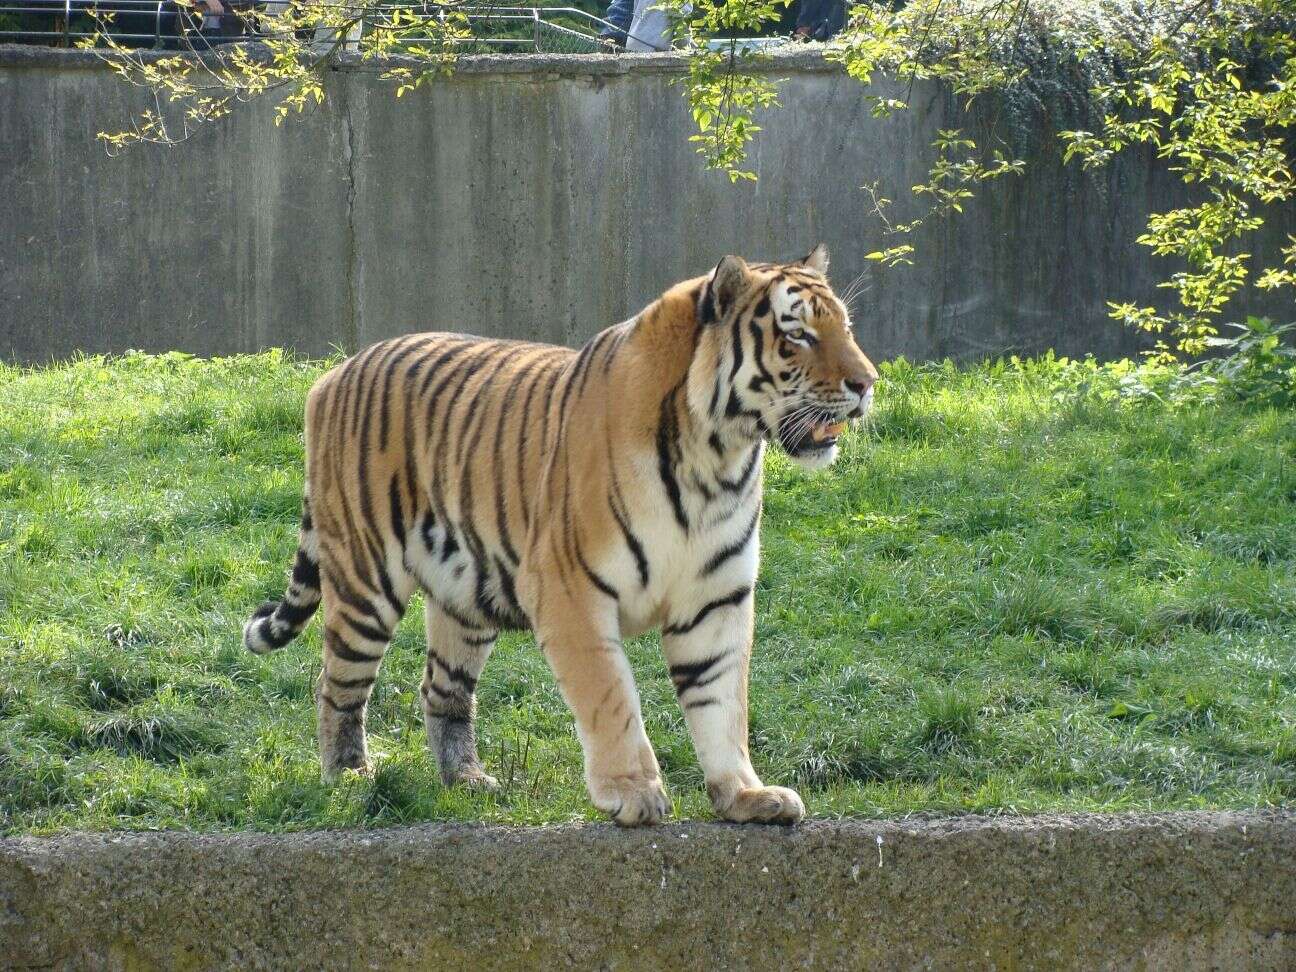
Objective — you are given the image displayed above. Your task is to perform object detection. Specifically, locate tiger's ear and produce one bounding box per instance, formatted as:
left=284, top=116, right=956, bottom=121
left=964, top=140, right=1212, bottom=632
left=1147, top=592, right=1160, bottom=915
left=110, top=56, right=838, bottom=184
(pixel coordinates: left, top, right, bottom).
left=706, top=254, right=750, bottom=323
left=799, top=243, right=830, bottom=275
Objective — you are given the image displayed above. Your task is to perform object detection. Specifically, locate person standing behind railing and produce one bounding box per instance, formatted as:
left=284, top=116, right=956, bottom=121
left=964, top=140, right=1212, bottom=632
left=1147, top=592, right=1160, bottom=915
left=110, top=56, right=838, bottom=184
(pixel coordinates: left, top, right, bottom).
left=792, top=0, right=844, bottom=41
left=599, top=0, right=633, bottom=46
left=623, top=0, right=673, bottom=51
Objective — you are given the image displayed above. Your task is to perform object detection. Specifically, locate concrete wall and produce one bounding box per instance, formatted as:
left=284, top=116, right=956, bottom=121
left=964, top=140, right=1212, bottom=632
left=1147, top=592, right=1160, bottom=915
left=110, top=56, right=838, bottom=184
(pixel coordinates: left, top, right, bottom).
left=4, top=813, right=1295, bottom=970
left=2, top=46, right=1293, bottom=365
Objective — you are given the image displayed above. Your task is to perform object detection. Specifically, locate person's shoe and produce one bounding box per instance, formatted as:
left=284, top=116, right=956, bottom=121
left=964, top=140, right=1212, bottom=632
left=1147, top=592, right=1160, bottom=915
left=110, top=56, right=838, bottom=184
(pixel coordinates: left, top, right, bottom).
left=599, top=28, right=627, bottom=48
left=792, top=25, right=813, bottom=41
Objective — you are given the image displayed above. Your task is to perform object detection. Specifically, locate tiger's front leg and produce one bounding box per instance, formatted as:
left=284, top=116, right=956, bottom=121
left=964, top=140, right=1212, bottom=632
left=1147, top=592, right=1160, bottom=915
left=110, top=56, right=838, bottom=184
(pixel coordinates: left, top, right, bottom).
left=662, top=588, right=805, bottom=824
left=531, top=589, right=670, bottom=827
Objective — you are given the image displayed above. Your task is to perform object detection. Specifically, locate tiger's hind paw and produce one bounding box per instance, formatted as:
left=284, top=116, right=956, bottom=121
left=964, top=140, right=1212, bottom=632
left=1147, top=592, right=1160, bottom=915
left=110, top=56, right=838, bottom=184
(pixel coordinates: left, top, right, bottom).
left=321, top=761, right=372, bottom=785
left=446, top=765, right=500, bottom=792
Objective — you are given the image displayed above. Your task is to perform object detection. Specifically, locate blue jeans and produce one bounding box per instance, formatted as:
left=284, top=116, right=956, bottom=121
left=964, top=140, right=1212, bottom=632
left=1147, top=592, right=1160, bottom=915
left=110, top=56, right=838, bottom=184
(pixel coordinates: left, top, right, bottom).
left=602, top=0, right=633, bottom=35
left=795, top=0, right=845, bottom=39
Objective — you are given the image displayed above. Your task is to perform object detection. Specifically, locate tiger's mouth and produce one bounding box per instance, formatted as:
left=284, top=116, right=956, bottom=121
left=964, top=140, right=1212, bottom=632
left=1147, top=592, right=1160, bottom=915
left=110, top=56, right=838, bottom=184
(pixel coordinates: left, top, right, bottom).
left=777, top=418, right=849, bottom=456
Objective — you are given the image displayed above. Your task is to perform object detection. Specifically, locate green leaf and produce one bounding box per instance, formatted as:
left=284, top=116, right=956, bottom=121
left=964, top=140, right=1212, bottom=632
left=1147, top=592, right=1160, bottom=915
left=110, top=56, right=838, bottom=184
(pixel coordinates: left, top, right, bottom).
left=1107, top=701, right=1155, bottom=721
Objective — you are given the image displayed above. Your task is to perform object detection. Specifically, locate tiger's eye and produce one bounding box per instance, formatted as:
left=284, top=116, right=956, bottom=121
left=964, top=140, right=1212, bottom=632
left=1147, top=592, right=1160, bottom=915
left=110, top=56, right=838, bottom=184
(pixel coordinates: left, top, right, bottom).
left=786, top=328, right=806, bottom=341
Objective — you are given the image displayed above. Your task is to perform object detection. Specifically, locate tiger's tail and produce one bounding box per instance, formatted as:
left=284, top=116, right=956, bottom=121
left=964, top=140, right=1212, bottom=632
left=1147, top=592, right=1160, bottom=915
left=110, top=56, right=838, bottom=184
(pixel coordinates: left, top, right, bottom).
left=243, top=490, right=322, bottom=654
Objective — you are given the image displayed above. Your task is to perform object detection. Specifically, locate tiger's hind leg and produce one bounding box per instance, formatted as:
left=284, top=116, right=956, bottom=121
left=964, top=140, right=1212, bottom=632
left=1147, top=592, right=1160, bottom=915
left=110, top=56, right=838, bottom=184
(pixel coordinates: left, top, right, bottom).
left=315, top=564, right=414, bottom=781
left=420, top=599, right=499, bottom=790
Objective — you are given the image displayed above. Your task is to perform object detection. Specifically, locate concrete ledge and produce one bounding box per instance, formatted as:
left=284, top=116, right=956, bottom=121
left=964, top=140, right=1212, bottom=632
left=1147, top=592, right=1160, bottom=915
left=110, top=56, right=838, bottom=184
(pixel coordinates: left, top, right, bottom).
left=3, top=813, right=1295, bottom=970
left=0, top=43, right=835, bottom=76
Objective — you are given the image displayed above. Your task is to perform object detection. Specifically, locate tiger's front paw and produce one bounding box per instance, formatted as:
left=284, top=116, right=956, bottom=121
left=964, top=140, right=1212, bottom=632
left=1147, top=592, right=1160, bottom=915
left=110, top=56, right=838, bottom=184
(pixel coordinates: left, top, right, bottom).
left=714, top=784, right=805, bottom=825
left=590, top=775, right=671, bottom=827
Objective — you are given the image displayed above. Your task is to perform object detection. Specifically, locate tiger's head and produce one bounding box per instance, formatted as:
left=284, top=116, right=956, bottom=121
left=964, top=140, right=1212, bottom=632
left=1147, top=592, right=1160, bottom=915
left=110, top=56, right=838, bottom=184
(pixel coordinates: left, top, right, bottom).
left=687, top=245, right=879, bottom=471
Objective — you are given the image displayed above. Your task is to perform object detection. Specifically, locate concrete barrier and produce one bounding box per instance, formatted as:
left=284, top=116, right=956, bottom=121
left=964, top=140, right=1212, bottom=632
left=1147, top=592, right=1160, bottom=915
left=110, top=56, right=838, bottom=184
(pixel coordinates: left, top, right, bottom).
left=2, top=46, right=1293, bottom=366
left=3, top=813, right=1295, bottom=969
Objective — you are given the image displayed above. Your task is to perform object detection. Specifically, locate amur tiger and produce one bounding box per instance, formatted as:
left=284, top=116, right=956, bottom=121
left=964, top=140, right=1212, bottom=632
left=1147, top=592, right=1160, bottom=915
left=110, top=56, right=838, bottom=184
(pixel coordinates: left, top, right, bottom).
left=244, top=246, right=878, bottom=825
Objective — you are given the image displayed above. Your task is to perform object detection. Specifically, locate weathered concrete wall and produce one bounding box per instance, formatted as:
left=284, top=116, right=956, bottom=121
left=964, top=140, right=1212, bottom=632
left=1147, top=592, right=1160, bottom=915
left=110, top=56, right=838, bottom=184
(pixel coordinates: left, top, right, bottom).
left=3, top=813, right=1295, bottom=970
left=1, top=46, right=1293, bottom=365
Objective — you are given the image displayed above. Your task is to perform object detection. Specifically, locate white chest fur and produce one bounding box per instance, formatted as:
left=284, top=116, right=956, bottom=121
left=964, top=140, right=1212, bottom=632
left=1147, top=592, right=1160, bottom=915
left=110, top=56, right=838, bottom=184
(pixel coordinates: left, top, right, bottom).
left=599, top=442, right=764, bottom=639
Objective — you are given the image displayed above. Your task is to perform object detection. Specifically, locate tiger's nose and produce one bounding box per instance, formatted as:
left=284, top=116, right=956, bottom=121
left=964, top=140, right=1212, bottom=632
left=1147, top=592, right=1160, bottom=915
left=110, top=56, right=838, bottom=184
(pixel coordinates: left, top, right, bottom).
left=844, top=375, right=876, bottom=418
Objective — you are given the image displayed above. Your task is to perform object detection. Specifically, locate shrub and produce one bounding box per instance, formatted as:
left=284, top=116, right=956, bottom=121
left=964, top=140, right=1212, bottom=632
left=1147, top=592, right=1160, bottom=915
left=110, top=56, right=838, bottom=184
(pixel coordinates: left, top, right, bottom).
left=1201, top=317, right=1296, bottom=408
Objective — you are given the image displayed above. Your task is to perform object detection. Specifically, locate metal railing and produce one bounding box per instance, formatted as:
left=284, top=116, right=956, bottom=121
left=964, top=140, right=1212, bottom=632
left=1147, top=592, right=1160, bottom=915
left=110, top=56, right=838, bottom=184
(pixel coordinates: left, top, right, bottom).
left=0, top=0, right=190, bottom=47
left=0, top=0, right=622, bottom=51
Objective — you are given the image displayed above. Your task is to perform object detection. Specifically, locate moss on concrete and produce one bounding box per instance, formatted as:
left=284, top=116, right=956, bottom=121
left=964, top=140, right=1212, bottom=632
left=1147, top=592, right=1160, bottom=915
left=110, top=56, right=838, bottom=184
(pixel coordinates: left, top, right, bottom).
left=4, top=813, right=1296, bottom=969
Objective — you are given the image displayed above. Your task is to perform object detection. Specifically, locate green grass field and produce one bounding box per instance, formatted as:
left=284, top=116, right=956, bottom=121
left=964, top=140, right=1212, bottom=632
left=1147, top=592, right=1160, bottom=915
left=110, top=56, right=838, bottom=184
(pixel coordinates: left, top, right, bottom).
left=2, top=351, right=1294, bottom=835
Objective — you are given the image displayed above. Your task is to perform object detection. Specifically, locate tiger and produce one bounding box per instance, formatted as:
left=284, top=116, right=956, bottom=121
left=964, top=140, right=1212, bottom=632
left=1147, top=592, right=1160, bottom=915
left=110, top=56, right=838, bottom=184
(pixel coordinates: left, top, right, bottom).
left=243, top=245, right=878, bottom=826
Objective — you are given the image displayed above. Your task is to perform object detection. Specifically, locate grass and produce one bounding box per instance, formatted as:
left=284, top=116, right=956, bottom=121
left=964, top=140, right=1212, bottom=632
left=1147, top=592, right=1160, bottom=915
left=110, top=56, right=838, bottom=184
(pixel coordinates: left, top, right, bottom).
left=2, top=350, right=1295, bottom=834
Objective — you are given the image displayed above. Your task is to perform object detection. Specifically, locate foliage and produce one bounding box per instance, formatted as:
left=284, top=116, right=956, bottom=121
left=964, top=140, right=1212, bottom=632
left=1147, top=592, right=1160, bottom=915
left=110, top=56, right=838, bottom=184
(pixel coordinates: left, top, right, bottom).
left=833, top=1, right=1031, bottom=266
left=862, top=128, right=1024, bottom=267
left=85, top=0, right=468, bottom=152
left=1047, top=315, right=1296, bottom=408
left=660, top=0, right=790, bottom=180
left=1200, top=316, right=1296, bottom=406
left=1058, top=1, right=1296, bottom=357
left=1043, top=353, right=1211, bottom=408
left=3, top=351, right=1295, bottom=834
left=831, top=0, right=1296, bottom=357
